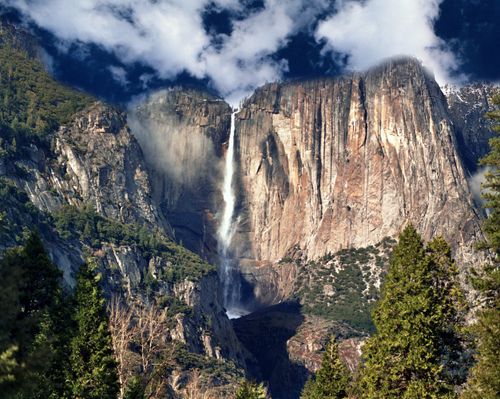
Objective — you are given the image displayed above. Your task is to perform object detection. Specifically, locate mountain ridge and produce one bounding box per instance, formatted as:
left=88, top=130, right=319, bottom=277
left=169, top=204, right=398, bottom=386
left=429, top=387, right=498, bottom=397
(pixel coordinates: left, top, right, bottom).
left=1, top=21, right=498, bottom=398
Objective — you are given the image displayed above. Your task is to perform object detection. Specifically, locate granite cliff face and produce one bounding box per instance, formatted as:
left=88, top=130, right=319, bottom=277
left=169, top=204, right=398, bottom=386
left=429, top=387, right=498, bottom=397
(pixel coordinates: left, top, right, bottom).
left=125, top=60, right=492, bottom=309
left=40, top=103, right=160, bottom=226
left=445, top=83, right=499, bottom=174
left=5, top=18, right=496, bottom=398
left=128, top=89, right=231, bottom=262
left=230, top=59, right=483, bottom=303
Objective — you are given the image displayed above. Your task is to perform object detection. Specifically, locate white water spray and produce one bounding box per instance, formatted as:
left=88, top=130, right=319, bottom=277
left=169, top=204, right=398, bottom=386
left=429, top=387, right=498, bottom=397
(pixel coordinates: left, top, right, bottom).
left=219, top=111, right=237, bottom=250
left=218, top=110, right=245, bottom=318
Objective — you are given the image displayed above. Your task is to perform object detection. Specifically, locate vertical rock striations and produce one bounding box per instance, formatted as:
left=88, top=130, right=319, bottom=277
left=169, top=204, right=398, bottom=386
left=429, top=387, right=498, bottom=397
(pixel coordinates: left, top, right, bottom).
left=233, top=58, right=482, bottom=303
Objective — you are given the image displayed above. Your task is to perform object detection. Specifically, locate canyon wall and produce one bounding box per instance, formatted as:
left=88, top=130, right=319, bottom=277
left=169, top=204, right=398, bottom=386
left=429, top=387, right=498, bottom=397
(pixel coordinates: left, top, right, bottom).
left=1, top=100, right=250, bottom=394
left=128, top=60, right=497, bottom=307
left=445, top=83, right=499, bottom=173
left=231, top=59, right=484, bottom=302
left=128, top=89, right=231, bottom=262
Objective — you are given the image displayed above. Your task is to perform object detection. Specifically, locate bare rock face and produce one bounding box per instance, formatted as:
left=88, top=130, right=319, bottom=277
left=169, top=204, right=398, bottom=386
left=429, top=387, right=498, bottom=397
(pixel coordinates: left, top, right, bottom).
left=232, top=58, right=483, bottom=302
left=444, top=83, right=499, bottom=173
left=172, top=275, right=253, bottom=367
left=19, top=102, right=162, bottom=229
left=128, top=89, right=231, bottom=261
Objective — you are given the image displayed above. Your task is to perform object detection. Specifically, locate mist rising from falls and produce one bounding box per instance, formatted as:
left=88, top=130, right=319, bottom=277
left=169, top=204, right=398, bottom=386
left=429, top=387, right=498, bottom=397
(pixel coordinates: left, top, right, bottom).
left=218, top=110, right=244, bottom=318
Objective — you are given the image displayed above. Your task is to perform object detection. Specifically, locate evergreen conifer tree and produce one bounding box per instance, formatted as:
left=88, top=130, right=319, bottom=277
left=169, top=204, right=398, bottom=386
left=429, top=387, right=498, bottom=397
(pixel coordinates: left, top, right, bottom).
left=0, top=346, right=18, bottom=384
left=461, top=94, right=500, bottom=399
left=358, top=225, right=463, bottom=398
left=235, top=380, right=268, bottom=399
left=124, top=376, right=145, bottom=399
left=69, top=261, right=119, bottom=399
left=0, top=232, right=70, bottom=398
left=300, top=336, right=349, bottom=399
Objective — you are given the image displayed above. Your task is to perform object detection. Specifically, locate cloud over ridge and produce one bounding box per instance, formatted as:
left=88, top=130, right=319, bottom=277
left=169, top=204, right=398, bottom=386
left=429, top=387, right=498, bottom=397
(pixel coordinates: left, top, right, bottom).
left=315, top=0, right=460, bottom=85
left=6, top=0, right=462, bottom=102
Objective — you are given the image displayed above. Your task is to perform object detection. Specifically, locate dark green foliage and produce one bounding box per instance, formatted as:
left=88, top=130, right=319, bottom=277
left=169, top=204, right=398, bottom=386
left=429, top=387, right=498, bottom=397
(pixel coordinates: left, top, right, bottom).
left=235, top=380, right=268, bottom=399
left=53, top=204, right=215, bottom=283
left=160, top=295, right=193, bottom=318
left=0, top=27, right=91, bottom=181
left=175, top=346, right=243, bottom=384
left=300, top=337, right=349, bottom=399
left=461, top=94, right=500, bottom=399
left=0, top=25, right=91, bottom=141
left=358, top=226, right=464, bottom=399
left=0, top=346, right=18, bottom=384
left=0, top=232, right=71, bottom=398
left=69, top=261, right=119, bottom=399
left=293, top=240, right=394, bottom=333
left=0, top=179, right=51, bottom=246
left=124, top=376, right=145, bottom=399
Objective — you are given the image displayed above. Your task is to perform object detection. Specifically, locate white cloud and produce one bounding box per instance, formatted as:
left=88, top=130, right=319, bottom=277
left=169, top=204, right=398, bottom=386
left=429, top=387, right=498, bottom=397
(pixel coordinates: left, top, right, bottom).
left=7, top=0, right=326, bottom=103
left=108, top=65, right=128, bottom=86
left=8, top=0, right=212, bottom=79
left=315, top=0, right=461, bottom=84
left=203, top=0, right=323, bottom=105
left=6, top=0, right=462, bottom=101
left=468, top=167, right=489, bottom=208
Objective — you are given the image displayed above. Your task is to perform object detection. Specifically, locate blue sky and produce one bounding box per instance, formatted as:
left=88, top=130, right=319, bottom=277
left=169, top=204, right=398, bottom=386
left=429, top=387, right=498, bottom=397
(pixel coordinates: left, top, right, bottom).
left=2, top=0, right=499, bottom=104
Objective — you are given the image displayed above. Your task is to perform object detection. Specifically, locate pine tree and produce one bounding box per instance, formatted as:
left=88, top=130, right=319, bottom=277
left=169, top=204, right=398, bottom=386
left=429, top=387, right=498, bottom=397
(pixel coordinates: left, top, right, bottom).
left=69, top=261, right=119, bottom=399
left=0, top=346, right=18, bottom=384
left=0, top=232, right=70, bottom=398
left=15, top=232, right=62, bottom=352
left=235, top=380, right=268, bottom=399
left=461, top=94, right=500, bottom=399
left=300, top=336, right=349, bottom=399
left=358, top=225, right=463, bottom=398
left=123, top=376, right=145, bottom=399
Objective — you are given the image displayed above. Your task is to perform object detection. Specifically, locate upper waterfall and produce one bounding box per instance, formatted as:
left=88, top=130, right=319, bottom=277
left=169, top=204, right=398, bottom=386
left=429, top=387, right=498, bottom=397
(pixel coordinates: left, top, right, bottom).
left=219, top=111, right=237, bottom=252
left=218, top=110, right=246, bottom=318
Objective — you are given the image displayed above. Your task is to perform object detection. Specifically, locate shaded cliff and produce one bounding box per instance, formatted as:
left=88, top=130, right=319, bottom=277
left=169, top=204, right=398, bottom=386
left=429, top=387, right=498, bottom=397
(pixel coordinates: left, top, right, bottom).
left=232, top=302, right=362, bottom=399
left=128, top=89, right=231, bottom=262
left=231, top=58, right=483, bottom=304
left=445, top=83, right=500, bottom=174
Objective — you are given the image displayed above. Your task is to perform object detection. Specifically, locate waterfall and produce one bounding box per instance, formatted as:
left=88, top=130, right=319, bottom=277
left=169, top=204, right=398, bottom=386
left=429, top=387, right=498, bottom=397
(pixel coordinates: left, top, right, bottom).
left=219, top=111, right=237, bottom=253
left=218, top=110, right=243, bottom=318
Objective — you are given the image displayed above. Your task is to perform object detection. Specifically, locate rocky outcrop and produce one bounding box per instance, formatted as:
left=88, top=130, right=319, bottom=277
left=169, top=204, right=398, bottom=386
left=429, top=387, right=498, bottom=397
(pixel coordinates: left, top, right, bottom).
left=128, top=89, right=231, bottom=261
left=233, top=302, right=362, bottom=399
left=17, top=103, right=162, bottom=229
left=232, top=58, right=483, bottom=303
left=172, top=274, right=252, bottom=367
left=444, top=83, right=499, bottom=173
left=1, top=99, right=249, bottom=392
